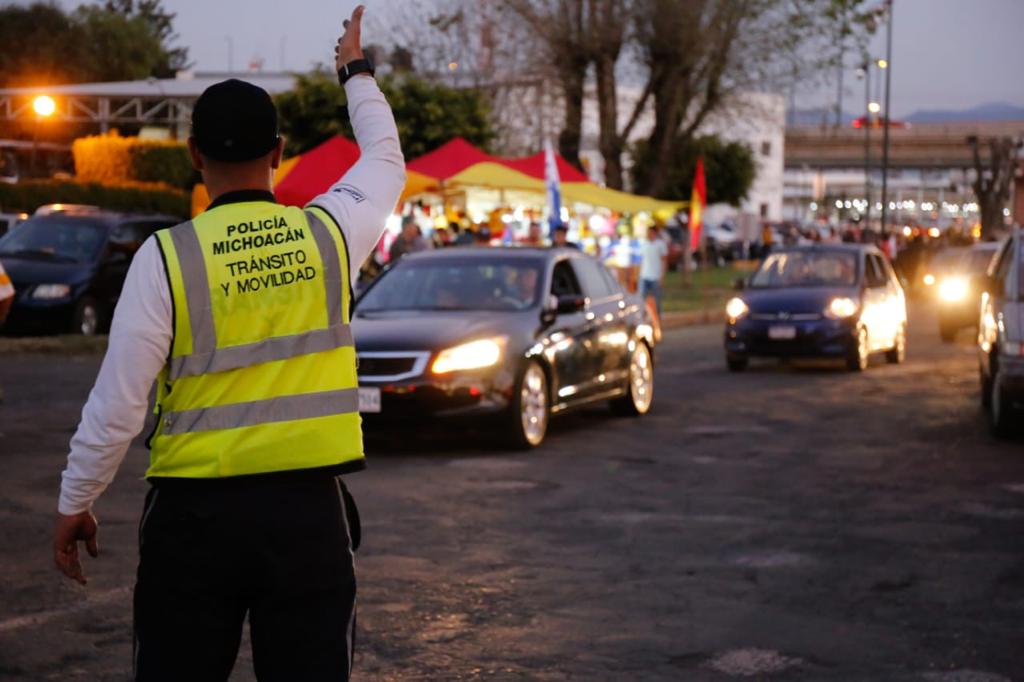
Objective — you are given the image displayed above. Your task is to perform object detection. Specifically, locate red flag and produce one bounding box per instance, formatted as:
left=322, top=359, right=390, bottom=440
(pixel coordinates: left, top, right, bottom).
left=689, top=157, right=706, bottom=253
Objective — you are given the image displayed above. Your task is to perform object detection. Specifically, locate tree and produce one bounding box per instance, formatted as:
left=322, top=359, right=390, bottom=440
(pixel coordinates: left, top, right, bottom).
left=631, top=134, right=755, bottom=205
left=274, top=70, right=495, bottom=160
left=0, top=1, right=187, bottom=86
left=103, top=0, right=190, bottom=77
left=968, top=135, right=1022, bottom=239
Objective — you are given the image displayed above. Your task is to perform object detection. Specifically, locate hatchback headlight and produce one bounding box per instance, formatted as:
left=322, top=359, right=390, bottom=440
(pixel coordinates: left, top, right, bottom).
left=32, top=284, right=71, bottom=300
left=938, top=277, right=968, bottom=303
left=725, top=297, right=749, bottom=321
left=825, top=296, right=859, bottom=319
left=432, top=337, right=507, bottom=374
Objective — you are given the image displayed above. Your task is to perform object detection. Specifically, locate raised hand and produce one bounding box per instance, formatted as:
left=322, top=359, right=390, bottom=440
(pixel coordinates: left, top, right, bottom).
left=335, top=5, right=366, bottom=70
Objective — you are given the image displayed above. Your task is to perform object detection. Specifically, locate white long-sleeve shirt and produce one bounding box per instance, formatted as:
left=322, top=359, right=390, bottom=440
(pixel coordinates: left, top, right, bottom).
left=59, top=75, right=406, bottom=516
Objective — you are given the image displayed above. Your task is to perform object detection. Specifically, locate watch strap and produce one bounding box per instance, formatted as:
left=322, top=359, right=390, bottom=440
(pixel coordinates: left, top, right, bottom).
left=337, top=58, right=375, bottom=85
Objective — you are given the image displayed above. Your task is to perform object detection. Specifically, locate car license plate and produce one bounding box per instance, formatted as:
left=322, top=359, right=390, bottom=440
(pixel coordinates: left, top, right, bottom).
left=768, top=325, right=797, bottom=340
left=358, top=387, right=381, bottom=413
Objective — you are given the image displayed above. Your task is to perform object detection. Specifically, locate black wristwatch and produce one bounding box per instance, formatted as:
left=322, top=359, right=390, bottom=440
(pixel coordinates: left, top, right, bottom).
left=337, top=58, right=375, bottom=85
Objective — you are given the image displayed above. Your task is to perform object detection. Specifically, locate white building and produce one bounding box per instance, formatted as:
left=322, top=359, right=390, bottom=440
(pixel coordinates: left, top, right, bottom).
left=577, top=87, right=786, bottom=222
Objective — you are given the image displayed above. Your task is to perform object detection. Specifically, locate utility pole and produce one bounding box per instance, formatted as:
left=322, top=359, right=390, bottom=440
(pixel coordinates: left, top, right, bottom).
left=860, top=60, right=872, bottom=230
left=879, top=0, right=894, bottom=235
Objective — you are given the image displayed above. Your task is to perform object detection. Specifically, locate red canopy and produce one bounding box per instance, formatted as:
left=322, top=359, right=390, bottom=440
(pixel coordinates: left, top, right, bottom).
left=275, top=135, right=361, bottom=207
left=501, top=151, right=590, bottom=183
left=406, top=137, right=499, bottom=180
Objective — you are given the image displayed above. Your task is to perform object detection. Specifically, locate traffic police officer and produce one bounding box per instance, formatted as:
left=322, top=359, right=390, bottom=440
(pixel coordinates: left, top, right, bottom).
left=52, top=6, right=404, bottom=679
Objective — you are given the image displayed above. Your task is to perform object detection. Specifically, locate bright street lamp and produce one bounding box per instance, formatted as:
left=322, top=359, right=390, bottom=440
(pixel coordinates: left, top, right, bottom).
left=32, top=95, right=56, bottom=117
left=868, top=101, right=881, bottom=114
left=876, top=58, right=888, bottom=69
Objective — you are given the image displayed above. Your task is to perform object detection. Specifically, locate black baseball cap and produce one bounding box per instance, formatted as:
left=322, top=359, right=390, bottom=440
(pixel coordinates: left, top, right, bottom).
left=192, top=79, right=280, bottom=162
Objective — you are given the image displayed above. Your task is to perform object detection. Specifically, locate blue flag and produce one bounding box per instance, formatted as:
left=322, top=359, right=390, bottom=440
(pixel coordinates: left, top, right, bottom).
left=544, top=140, right=562, bottom=236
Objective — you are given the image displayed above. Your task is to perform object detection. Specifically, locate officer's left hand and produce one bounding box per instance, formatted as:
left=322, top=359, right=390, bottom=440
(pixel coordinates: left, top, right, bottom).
left=335, top=5, right=366, bottom=70
left=53, top=510, right=99, bottom=585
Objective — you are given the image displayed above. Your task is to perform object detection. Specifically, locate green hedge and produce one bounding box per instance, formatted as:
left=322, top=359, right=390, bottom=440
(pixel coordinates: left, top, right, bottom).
left=130, top=144, right=195, bottom=188
left=72, top=133, right=194, bottom=189
left=0, top=180, right=189, bottom=218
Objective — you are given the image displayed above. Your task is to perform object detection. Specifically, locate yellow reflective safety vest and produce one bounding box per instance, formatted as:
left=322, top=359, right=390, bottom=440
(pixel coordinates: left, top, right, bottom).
left=149, top=201, right=363, bottom=478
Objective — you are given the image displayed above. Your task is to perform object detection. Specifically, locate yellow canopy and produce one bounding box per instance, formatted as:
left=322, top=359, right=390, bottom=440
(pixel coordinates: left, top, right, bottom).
left=561, top=182, right=687, bottom=214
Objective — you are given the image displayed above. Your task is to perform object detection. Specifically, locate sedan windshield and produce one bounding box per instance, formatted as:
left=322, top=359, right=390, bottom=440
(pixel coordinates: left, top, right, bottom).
left=359, top=257, right=545, bottom=312
left=750, top=251, right=858, bottom=288
left=0, top=218, right=107, bottom=264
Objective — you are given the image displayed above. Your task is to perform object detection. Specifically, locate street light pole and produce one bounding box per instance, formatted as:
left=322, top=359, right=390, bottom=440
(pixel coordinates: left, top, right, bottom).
left=879, top=0, right=894, bottom=235
left=861, top=61, right=872, bottom=231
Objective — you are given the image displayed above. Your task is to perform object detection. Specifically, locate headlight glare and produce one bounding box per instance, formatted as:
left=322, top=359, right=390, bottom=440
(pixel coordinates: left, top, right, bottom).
left=826, top=296, right=859, bottom=319
left=938, top=277, right=968, bottom=303
left=32, top=283, right=71, bottom=300
left=923, top=273, right=936, bottom=286
left=725, top=297, right=749, bottom=320
left=431, top=337, right=507, bottom=374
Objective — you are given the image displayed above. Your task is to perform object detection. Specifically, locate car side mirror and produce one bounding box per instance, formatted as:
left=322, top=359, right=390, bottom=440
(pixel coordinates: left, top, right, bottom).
left=733, top=277, right=747, bottom=291
left=556, top=294, right=587, bottom=314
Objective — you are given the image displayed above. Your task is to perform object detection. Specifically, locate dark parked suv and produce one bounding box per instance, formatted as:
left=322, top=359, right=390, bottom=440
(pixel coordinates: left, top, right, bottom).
left=0, top=207, right=179, bottom=335
left=978, top=228, right=1024, bottom=436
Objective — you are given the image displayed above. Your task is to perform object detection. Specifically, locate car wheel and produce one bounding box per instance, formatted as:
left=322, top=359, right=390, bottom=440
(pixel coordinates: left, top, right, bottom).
left=726, top=353, right=749, bottom=372
left=71, top=298, right=100, bottom=336
left=886, top=325, right=907, bottom=364
left=939, top=319, right=957, bottom=343
left=846, top=326, right=869, bottom=372
left=611, top=342, right=654, bottom=416
left=990, top=365, right=1016, bottom=438
left=504, top=361, right=549, bottom=449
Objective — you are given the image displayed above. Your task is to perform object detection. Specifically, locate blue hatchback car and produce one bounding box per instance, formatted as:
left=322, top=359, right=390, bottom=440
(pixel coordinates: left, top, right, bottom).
left=0, top=208, right=179, bottom=335
left=724, top=244, right=908, bottom=372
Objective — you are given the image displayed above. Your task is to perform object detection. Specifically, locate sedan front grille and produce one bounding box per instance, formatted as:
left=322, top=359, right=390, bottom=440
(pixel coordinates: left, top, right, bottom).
left=750, top=312, right=823, bottom=322
left=357, top=352, right=431, bottom=382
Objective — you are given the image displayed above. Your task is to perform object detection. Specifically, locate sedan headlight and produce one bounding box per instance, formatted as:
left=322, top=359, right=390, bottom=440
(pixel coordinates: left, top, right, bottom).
left=725, top=297, right=749, bottom=321
left=32, top=284, right=71, bottom=300
left=938, top=277, right=968, bottom=303
left=825, top=296, right=859, bottom=319
left=431, top=337, right=507, bottom=374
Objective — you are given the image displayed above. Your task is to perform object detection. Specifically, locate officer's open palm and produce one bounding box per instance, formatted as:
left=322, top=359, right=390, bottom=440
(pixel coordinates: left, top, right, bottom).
left=335, top=5, right=365, bottom=69
left=53, top=510, right=99, bottom=585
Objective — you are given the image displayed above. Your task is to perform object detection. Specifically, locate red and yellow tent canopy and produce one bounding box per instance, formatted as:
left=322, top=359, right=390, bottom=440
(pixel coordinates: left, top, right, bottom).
left=192, top=135, right=684, bottom=216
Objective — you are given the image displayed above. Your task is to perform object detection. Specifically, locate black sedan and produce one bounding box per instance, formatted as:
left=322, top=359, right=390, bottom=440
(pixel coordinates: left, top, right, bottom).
left=0, top=207, right=178, bottom=335
left=724, top=245, right=908, bottom=372
left=352, top=247, right=658, bottom=448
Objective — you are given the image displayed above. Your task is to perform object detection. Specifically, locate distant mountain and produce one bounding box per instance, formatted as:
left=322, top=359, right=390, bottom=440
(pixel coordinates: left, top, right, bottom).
left=788, top=102, right=1024, bottom=128
left=905, top=102, right=1024, bottom=123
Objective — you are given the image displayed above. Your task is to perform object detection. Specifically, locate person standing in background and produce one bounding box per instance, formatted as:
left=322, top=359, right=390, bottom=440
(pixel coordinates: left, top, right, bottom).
left=639, top=225, right=669, bottom=317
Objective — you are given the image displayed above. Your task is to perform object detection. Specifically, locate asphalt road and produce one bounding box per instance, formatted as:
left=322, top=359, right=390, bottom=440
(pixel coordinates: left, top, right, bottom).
left=1, top=302, right=1022, bottom=681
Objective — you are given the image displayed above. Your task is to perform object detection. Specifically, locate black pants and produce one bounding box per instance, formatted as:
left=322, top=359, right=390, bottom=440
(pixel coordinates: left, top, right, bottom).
left=133, top=473, right=360, bottom=682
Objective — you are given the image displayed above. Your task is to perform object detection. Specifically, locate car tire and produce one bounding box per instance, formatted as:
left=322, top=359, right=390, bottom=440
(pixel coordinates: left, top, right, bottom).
left=846, top=326, right=869, bottom=372
left=611, top=342, right=654, bottom=416
left=990, top=364, right=1016, bottom=438
left=886, top=325, right=907, bottom=364
left=71, top=298, right=100, bottom=336
left=726, top=353, right=749, bottom=372
left=503, top=360, right=549, bottom=449
left=939, top=319, right=957, bottom=343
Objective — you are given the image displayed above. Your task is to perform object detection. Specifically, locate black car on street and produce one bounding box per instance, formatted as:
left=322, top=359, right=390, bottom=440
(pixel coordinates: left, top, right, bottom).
left=979, top=229, right=1024, bottom=437
left=352, top=247, right=658, bottom=448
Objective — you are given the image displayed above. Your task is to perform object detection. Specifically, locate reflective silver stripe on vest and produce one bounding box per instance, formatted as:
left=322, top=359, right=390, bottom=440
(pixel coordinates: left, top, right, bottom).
left=168, top=221, right=217, bottom=355
left=304, top=210, right=344, bottom=327
left=166, top=211, right=351, bottom=381
left=161, top=388, right=360, bottom=435
left=169, top=323, right=354, bottom=379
